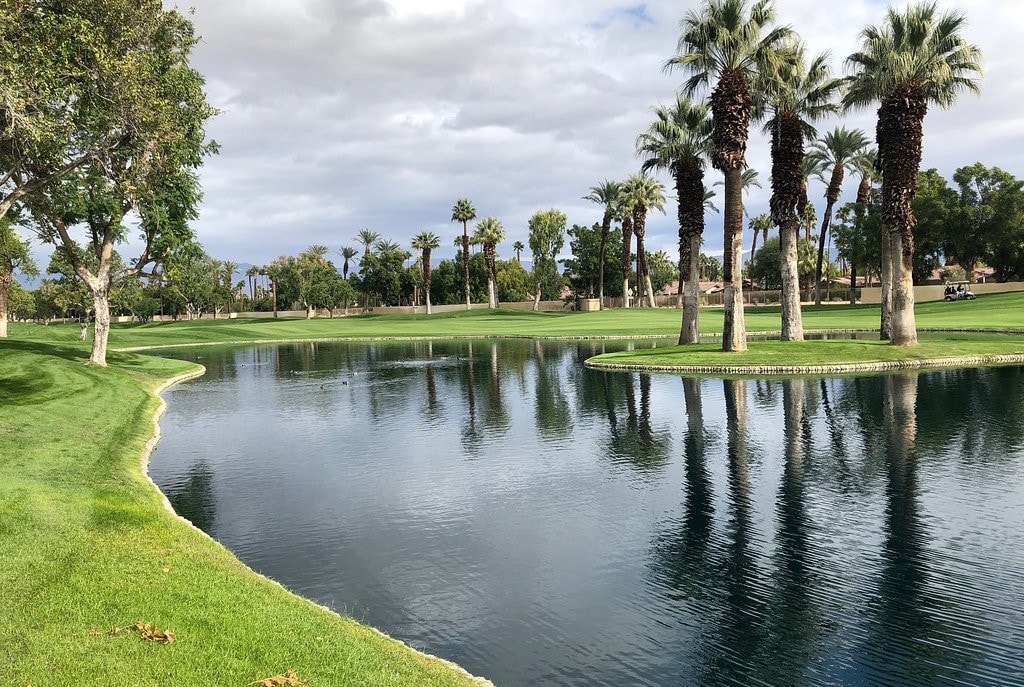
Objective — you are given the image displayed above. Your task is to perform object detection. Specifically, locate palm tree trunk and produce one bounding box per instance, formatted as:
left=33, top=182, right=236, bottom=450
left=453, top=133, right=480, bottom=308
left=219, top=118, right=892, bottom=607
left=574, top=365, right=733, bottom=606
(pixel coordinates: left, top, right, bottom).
left=722, top=166, right=747, bottom=351
left=0, top=275, right=9, bottom=338
left=621, top=216, right=633, bottom=308
left=779, top=218, right=804, bottom=341
left=679, top=232, right=702, bottom=344
left=598, top=211, right=610, bottom=310
left=890, top=230, right=917, bottom=345
left=814, top=198, right=838, bottom=306
left=462, top=228, right=471, bottom=310
left=849, top=260, right=858, bottom=305
left=879, top=225, right=893, bottom=340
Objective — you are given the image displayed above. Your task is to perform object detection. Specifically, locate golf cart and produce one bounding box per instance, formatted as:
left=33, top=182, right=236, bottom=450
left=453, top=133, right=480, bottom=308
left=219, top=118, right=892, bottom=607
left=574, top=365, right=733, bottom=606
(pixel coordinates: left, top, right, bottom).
left=943, top=280, right=976, bottom=301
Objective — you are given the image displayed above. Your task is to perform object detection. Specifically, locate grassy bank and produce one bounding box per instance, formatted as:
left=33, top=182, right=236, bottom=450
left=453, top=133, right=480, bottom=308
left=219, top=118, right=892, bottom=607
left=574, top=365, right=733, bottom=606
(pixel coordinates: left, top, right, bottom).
left=12, top=292, right=1024, bottom=351
left=5, top=292, right=1024, bottom=685
left=0, top=342, right=487, bottom=686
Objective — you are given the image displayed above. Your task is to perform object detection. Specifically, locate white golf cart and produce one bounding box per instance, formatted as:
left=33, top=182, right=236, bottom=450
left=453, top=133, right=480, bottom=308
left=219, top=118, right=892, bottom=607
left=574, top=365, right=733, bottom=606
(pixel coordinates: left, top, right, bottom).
left=943, top=280, right=976, bottom=301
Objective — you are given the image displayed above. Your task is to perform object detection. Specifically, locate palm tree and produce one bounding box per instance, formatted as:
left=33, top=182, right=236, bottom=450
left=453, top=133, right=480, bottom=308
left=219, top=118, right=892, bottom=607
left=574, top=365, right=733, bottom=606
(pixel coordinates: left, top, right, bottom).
left=411, top=231, right=441, bottom=314
left=471, top=217, right=506, bottom=308
left=848, top=148, right=876, bottom=305
left=221, top=260, right=239, bottom=316
left=616, top=192, right=635, bottom=307
left=621, top=174, right=666, bottom=308
left=245, top=265, right=259, bottom=299
left=355, top=229, right=380, bottom=257
left=451, top=198, right=477, bottom=309
left=747, top=212, right=773, bottom=262
left=762, top=42, right=839, bottom=340
left=339, top=246, right=358, bottom=280
left=844, top=2, right=983, bottom=346
left=669, top=0, right=792, bottom=351
left=635, top=95, right=711, bottom=342
left=374, top=238, right=404, bottom=258
left=302, top=244, right=329, bottom=262
left=512, top=240, right=525, bottom=263
left=808, top=126, right=870, bottom=305
left=583, top=180, right=622, bottom=310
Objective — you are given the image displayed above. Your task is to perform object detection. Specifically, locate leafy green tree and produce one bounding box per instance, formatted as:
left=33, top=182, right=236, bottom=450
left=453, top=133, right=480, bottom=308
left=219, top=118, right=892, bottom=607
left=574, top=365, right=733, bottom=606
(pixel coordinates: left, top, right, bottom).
left=562, top=223, right=622, bottom=299
left=0, top=218, right=37, bottom=337
left=808, top=127, right=871, bottom=304
left=670, top=0, right=793, bottom=351
left=583, top=180, right=622, bottom=309
left=647, top=250, right=678, bottom=294
left=635, top=95, right=711, bottom=341
left=700, top=253, right=723, bottom=281
left=17, top=2, right=216, bottom=365
left=910, top=169, right=955, bottom=283
left=844, top=2, right=983, bottom=345
left=950, top=163, right=1024, bottom=282
left=496, top=259, right=532, bottom=302
left=528, top=208, right=567, bottom=308
left=451, top=198, right=477, bottom=309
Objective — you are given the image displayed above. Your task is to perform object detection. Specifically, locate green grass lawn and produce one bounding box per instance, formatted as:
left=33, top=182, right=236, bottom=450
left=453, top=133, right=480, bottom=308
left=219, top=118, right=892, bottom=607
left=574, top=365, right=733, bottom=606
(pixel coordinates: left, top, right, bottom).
left=4, top=291, right=1024, bottom=685
left=0, top=343, right=487, bottom=687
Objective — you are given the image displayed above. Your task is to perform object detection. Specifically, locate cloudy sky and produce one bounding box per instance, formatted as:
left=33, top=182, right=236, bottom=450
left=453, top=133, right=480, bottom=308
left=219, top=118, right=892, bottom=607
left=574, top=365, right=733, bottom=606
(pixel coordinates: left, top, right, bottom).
left=172, top=0, right=1023, bottom=269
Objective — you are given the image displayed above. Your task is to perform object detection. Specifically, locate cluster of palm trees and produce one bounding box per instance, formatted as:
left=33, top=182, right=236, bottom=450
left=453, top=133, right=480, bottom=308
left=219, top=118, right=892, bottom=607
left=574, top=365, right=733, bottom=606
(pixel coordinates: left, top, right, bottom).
left=613, top=0, right=981, bottom=350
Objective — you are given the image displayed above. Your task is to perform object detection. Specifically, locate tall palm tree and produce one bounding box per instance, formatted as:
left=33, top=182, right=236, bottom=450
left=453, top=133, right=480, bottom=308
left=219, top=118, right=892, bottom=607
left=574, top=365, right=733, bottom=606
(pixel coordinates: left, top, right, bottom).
left=616, top=193, right=635, bottom=307
left=621, top=174, right=666, bottom=308
left=411, top=231, right=441, bottom=314
left=848, top=148, right=876, bottom=305
left=747, top=212, right=773, bottom=261
left=355, top=229, right=379, bottom=257
left=245, top=264, right=259, bottom=299
left=471, top=217, right=506, bottom=309
left=635, top=95, right=711, bottom=342
left=451, top=198, right=477, bottom=309
left=844, top=2, right=983, bottom=346
left=762, top=42, right=839, bottom=340
left=339, top=246, right=358, bottom=280
left=583, top=180, right=622, bottom=310
left=374, top=238, right=404, bottom=258
left=512, top=240, right=525, bottom=263
left=808, top=126, right=870, bottom=305
left=669, top=0, right=792, bottom=351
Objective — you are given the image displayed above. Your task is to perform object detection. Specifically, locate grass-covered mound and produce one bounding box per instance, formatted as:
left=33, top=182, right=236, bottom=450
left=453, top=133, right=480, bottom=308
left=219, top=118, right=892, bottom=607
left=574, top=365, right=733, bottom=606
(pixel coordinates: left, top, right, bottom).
left=0, top=341, right=487, bottom=687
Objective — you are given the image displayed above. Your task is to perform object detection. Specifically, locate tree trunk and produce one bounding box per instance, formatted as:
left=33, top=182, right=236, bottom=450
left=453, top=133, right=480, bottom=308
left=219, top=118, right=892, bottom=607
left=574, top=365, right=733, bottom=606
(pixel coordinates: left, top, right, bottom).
left=679, top=233, right=701, bottom=344
left=779, top=218, right=804, bottom=341
left=89, top=288, right=111, bottom=366
left=889, top=230, right=917, bottom=346
left=487, top=276, right=496, bottom=309
left=645, top=274, right=656, bottom=308
left=425, top=282, right=432, bottom=316
left=0, top=273, right=9, bottom=338
left=532, top=284, right=541, bottom=311
left=849, top=260, right=858, bottom=305
left=598, top=211, right=610, bottom=310
left=462, top=231, right=471, bottom=310
left=622, top=277, right=631, bottom=308
left=722, top=166, right=747, bottom=352
left=879, top=226, right=893, bottom=340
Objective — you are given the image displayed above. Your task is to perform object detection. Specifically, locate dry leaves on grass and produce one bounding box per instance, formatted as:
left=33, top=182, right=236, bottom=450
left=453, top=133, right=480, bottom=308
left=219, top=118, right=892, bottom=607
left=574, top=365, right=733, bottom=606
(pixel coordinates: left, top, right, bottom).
left=87, top=621, right=175, bottom=644
left=253, top=670, right=308, bottom=686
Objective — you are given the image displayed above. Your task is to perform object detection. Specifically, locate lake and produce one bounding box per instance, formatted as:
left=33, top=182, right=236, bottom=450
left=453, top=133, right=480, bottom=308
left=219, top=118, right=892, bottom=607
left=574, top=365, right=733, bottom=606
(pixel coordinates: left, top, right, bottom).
left=148, top=339, right=1024, bottom=687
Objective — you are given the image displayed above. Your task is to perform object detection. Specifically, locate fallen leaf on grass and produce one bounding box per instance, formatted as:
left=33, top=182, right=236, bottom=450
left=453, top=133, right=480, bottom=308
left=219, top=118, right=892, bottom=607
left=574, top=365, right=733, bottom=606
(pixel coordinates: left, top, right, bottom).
left=253, top=670, right=308, bottom=686
left=87, top=621, right=174, bottom=643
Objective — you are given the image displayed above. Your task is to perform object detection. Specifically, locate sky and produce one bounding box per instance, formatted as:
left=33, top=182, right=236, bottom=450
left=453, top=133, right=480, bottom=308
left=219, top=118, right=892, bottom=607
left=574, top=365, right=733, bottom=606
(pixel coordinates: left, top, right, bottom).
left=139, top=0, right=1024, bottom=269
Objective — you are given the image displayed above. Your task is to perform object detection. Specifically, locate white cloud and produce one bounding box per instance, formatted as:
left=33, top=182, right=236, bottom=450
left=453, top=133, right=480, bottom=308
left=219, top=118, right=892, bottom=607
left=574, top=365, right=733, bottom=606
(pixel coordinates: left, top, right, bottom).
left=164, top=0, right=1022, bottom=268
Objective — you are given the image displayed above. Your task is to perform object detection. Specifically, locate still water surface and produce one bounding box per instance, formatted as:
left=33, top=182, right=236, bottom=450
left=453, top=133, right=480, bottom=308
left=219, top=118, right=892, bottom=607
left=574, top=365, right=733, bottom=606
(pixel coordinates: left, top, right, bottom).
left=149, top=340, right=1024, bottom=687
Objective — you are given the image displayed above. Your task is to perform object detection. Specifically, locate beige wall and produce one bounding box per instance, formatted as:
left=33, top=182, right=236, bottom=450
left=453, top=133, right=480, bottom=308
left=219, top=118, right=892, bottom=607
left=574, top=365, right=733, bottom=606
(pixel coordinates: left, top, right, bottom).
left=857, top=281, right=1024, bottom=304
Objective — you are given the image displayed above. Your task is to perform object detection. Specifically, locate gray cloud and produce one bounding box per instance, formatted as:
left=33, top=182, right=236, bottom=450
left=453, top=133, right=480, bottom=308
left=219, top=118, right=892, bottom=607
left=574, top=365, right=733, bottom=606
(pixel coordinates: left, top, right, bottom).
left=168, top=0, right=1021, bottom=267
